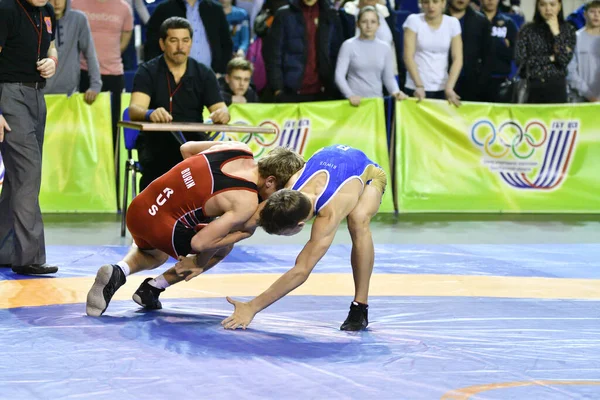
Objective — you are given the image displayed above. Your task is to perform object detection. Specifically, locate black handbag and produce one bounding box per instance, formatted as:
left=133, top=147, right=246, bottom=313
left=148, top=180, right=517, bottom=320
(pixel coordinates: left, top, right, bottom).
left=498, top=64, right=530, bottom=104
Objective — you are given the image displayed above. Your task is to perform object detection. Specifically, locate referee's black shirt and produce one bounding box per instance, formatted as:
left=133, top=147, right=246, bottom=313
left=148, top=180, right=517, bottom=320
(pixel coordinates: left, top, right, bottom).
left=0, top=0, right=56, bottom=83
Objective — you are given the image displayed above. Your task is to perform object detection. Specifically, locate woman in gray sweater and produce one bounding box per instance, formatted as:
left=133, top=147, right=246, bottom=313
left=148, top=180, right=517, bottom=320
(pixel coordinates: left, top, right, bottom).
left=335, top=6, right=406, bottom=106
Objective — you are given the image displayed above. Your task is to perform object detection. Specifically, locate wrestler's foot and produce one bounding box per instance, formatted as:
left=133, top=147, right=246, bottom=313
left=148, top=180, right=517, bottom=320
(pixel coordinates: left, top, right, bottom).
left=340, top=301, right=369, bottom=331
left=132, top=278, right=164, bottom=310
left=86, top=264, right=126, bottom=317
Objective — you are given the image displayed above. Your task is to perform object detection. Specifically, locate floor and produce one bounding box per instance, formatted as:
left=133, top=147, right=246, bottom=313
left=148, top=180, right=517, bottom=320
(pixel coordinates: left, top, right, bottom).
left=1, top=214, right=599, bottom=399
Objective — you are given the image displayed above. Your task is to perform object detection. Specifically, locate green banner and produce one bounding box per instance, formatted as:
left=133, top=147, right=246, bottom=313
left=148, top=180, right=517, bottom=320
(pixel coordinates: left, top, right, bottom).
left=396, top=99, right=600, bottom=212
left=0, top=93, right=116, bottom=212
left=119, top=96, right=394, bottom=212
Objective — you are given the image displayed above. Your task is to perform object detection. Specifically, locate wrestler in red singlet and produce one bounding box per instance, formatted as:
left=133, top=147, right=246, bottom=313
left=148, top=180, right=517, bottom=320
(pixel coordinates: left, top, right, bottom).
left=126, top=148, right=258, bottom=259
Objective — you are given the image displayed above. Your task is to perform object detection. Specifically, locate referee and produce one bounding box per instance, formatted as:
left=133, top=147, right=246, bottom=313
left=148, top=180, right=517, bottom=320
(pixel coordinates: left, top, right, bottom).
left=0, top=0, right=59, bottom=275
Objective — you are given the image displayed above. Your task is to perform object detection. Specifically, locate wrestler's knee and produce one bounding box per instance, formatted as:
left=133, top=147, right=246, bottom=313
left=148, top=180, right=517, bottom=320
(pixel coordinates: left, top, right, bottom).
left=347, top=212, right=372, bottom=237
left=139, top=248, right=169, bottom=265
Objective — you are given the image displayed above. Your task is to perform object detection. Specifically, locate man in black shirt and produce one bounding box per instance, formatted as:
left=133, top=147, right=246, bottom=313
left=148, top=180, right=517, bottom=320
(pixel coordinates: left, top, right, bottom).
left=0, top=0, right=59, bottom=275
left=447, top=0, right=493, bottom=101
left=129, top=17, right=230, bottom=191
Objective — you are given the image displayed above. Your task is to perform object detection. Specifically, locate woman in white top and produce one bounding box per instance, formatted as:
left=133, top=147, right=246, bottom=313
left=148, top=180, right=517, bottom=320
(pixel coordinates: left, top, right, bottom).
left=403, top=0, right=463, bottom=106
left=335, top=6, right=407, bottom=106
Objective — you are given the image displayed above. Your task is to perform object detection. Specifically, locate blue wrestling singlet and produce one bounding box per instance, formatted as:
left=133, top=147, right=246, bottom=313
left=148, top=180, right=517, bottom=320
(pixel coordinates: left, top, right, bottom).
left=291, top=145, right=381, bottom=214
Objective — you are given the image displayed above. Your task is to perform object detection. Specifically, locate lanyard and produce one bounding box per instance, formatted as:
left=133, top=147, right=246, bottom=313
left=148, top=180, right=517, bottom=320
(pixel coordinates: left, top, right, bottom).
left=166, top=72, right=183, bottom=115
left=16, top=1, right=43, bottom=61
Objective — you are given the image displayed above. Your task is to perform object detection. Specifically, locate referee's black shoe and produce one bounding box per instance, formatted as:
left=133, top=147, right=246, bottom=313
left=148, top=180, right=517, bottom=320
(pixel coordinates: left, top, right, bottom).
left=340, top=301, right=369, bottom=331
left=12, top=264, right=58, bottom=275
left=86, top=264, right=126, bottom=317
left=132, top=278, right=164, bottom=310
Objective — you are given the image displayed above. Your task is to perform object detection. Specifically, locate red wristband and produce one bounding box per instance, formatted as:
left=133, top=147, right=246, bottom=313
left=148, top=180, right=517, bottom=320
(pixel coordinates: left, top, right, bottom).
left=48, top=56, right=58, bottom=67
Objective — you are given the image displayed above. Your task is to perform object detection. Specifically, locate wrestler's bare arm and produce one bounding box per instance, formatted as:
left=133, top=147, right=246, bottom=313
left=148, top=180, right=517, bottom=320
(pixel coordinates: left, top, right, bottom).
left=180, top=141, right=251, bottom=159
left=206, top=202, right=265, bottom=248
left=221, top=213, right=341, bottom=329
left=250, top=213, right=340, bottom=308
left=189, top=191, right=258, bottom=253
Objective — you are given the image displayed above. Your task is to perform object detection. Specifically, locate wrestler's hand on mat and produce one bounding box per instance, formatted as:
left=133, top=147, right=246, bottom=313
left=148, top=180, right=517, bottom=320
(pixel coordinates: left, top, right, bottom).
left=0, top=115, right=11, bottom=143
left=222, top=297, right=256, bottom=330
left=149, top=107, right=173, bottom=123
left=174, top=255, right=204, bottom=281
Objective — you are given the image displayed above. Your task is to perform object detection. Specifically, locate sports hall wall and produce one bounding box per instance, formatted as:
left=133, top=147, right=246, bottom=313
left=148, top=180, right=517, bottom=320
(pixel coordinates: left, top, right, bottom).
left=0, top=93, right=597, bottom=214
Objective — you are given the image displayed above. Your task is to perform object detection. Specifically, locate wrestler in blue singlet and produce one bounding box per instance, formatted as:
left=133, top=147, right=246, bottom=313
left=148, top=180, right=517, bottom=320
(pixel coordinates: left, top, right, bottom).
left=291, top=145, right=382, bottom=214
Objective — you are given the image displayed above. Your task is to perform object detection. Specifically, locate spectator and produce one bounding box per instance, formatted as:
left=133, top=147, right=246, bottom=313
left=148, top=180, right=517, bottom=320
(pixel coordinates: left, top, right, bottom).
left=480, top=0, right=517, bottom=102
left=144, top=0, right=233, bottom=76
left=567, top=0, right=600, bottom=102
left=127, top=0, right=150, bottom=25
left=237, top=0, right=265, bottom=35
left=248, top=0, right=288, bottom=95
left=122, top=0, right=151, bottom=71
left=129, top=17, right=230, bottom=190
left=253, top=0, right=288, bottom=38
left=335, top=6, right=407, bottom=106
left=339, top=0, right=403, bottom=85
left=403, top=0, right=463, bottom=106
left=447, top=0, right=492, bottom=101
left=264, top=0, right=344, bottom=103
left=73, top=0, right=133, bottom=148
left=566, top=4, right=585, bottom=29
left=45, top=0, right=102, bottom=104
left=219, top=57, right=259, bottom=105
left=0, top=0, right=59, bottom=275
left=515, top=0, right=576, bottom=103
left=220, top=0, right=251, bottom=57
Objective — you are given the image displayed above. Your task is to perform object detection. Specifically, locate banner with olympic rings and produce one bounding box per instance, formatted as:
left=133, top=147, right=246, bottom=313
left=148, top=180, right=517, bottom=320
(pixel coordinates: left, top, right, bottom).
left=119, top=95, right=394, bottom=213
left=396, top=99, right=600, bottom=212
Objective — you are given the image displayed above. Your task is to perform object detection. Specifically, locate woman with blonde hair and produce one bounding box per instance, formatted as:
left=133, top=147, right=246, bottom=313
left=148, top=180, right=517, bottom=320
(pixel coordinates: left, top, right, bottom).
left=335, top=6, right=407, bottom=106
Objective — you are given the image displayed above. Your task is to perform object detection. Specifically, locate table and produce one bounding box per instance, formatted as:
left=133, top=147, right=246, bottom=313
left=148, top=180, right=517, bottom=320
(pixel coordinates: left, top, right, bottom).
left=117, top=121, right=276, bottom=144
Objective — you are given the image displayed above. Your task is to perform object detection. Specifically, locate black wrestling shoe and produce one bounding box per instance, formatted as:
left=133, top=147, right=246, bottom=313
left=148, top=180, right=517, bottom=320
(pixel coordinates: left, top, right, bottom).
left=12, top=263, right=58, bottom=275
left=132, top=278, right=164, bottom=310
left=340, top=301, right=369, bottom=331
left=86, top=264, right=126, bottom=317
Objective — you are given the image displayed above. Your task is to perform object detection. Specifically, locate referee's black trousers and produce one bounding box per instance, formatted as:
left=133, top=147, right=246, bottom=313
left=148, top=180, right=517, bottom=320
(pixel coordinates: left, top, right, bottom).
left=0, top=83, right=47, bottom=266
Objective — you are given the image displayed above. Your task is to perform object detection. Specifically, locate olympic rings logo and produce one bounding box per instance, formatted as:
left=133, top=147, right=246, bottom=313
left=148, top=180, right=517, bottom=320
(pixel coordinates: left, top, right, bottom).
left=471, top=120, right=548, bottom=159
left=213, top=119, right=309, bottom=157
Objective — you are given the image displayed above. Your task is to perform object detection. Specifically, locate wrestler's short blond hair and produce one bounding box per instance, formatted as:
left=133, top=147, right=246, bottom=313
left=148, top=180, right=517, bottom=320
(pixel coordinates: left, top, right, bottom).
left=257, top=147, right=305, bottom=190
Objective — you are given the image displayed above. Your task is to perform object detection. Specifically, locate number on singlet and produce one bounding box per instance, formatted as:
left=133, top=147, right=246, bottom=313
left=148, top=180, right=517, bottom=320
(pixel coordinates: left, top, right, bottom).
left=336, top=145, right=351, bottom=151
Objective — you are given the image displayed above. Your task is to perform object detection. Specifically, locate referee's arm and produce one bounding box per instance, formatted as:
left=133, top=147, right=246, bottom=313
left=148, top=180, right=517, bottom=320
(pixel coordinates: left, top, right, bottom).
left=37, top=40, right=58, bottom=79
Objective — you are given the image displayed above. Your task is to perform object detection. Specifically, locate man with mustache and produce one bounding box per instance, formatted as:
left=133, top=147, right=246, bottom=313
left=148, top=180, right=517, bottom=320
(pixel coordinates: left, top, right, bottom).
left=129, top=17, right=230, bottom=191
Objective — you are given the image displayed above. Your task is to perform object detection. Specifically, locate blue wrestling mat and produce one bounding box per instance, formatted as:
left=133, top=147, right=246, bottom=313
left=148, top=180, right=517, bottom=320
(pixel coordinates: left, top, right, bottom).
left=1, top=244, right=599, bottom=399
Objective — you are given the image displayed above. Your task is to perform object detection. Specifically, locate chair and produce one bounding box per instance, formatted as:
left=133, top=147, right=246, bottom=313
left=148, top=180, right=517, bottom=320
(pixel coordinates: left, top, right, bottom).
left=120, top=108, right=142, bottom=237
